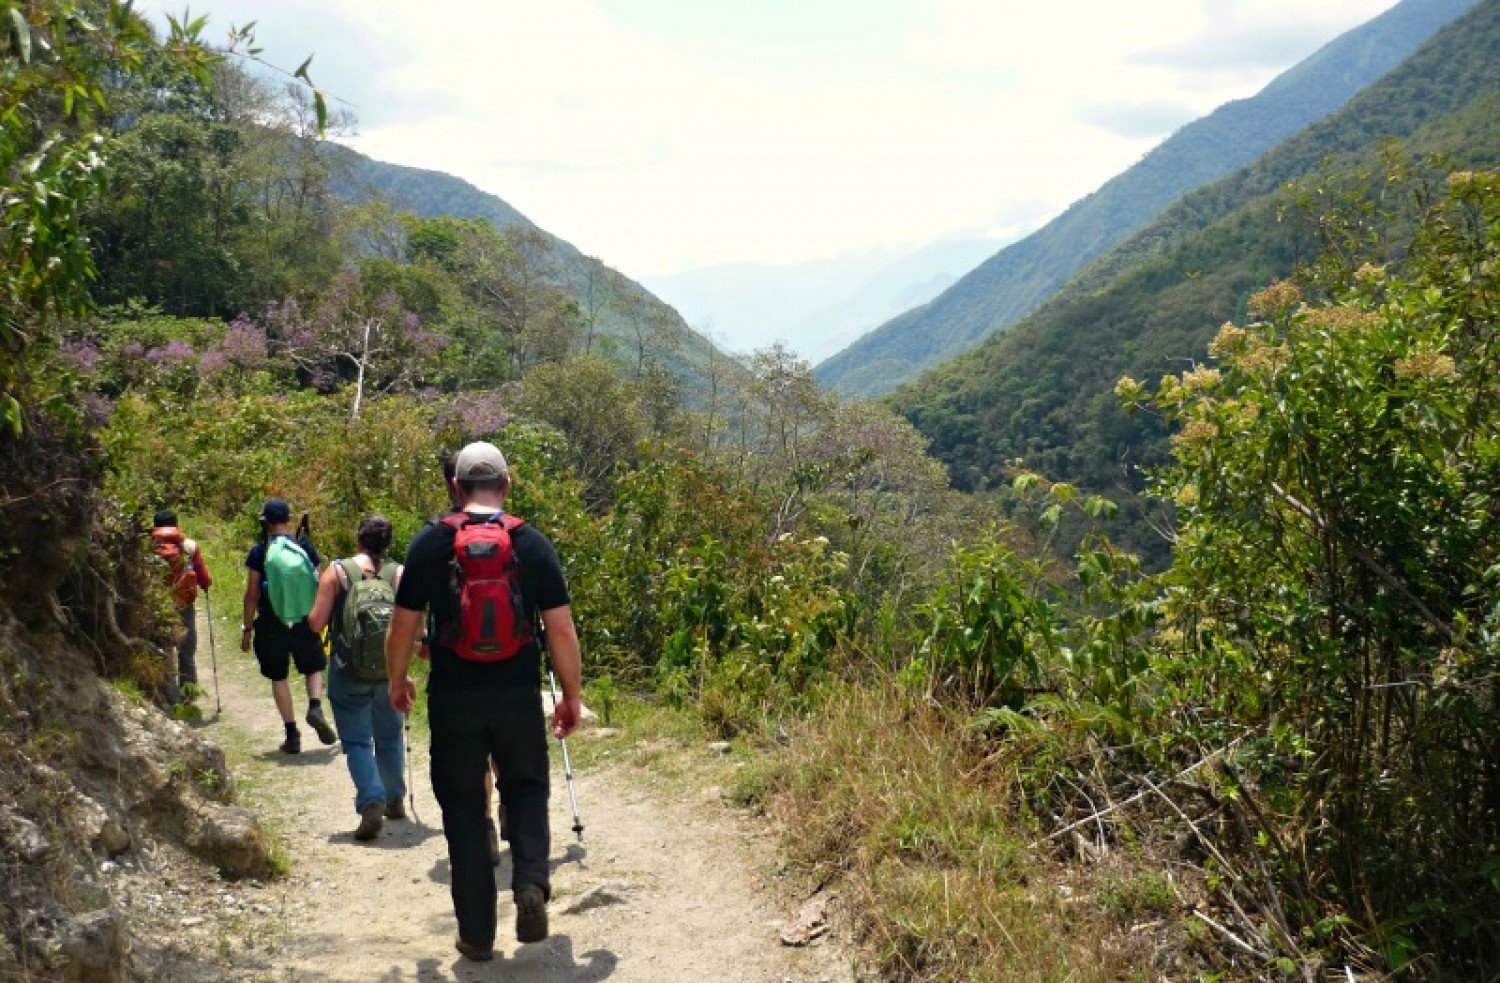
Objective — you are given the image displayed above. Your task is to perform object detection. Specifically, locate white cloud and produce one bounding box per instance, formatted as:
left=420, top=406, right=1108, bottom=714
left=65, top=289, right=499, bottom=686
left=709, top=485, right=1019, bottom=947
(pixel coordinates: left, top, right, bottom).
left=136, top=0, right=1399, bottom=276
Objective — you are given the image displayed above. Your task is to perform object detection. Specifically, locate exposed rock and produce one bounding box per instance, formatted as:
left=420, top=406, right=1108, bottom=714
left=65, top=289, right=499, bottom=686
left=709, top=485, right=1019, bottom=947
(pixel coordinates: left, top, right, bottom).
left=780, top=891, right=835, bottom=947
left=184, top=806, right=275, bottom=879
left=708, top=741, right=732, bottom=754
left=96, top=819, right=131, bottom=858
left=58, top=794, right=132, bottom=858
left=55, top=908, right=127, bottom=983
left=0, top=809, right=52, bottom=863
left=0, top=613, right=277, bottom=978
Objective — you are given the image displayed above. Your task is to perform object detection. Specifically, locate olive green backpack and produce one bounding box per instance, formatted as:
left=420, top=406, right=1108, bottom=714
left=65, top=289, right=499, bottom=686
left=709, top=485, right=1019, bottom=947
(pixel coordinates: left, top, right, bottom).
left=337, top=558, right=398, bottom=682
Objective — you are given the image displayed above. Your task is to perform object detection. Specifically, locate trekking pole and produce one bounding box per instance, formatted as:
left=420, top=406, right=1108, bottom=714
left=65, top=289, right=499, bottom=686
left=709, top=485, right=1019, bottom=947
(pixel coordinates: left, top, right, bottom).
left=538, top=620, right=584, bottom=842
left=404, top=713, right=419, bottom=824
left=402, top=637, right=423, bottom=825
left=202, top=590, right=222, bottom=715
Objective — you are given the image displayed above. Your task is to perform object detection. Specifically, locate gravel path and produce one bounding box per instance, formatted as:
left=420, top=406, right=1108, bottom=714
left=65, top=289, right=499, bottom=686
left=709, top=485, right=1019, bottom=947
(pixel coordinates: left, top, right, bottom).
left=199, top=604, right=852, bottom=982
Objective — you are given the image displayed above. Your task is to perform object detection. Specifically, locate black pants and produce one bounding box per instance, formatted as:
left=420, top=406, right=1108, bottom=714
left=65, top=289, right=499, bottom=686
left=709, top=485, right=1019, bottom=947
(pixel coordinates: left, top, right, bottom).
left=176, top=605, right=199, bottom=685
left=429, top=685, right=551, bottom=948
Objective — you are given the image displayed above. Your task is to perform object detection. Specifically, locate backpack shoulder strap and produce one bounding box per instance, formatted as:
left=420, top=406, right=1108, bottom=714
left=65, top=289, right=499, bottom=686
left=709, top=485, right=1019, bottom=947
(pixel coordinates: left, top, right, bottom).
left=337, top=557, right=362, bottom=590
left=282, top=536, right=313, bottom=564
left=501, top=514, right=526, bottom=533
left=377, top=560, right=399, bottom=586
left=440, top=513, right=469, bottom=533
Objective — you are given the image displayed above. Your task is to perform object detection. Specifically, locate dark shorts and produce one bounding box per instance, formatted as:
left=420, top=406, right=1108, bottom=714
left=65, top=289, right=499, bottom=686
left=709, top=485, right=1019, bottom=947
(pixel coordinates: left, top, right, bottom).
left=252, top=620, right=326, bottom=681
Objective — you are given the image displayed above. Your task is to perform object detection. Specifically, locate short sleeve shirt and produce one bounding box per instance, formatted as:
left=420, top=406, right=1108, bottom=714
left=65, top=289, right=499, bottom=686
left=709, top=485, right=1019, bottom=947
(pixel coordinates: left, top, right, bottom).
left=395, top=509, right=569, bottom=692
left=393, top=510, right=567, bottom=687
left=245, top=535, right=322, bottom=623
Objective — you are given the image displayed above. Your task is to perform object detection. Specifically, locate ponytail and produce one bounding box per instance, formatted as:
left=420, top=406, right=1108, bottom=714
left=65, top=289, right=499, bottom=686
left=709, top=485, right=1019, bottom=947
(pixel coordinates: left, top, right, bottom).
left=356, top=514, right=394, bottom=566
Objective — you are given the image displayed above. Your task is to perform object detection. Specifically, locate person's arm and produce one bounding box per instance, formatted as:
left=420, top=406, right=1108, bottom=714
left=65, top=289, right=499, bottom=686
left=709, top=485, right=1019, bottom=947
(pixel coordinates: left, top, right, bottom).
left=541, top=604, right=583, bottom=738
left=241, top=570, right=261, bottom=652
left=386, top=606, right=423, bottom=713
left=187, top=539, right=212, bottom=590
left=307, top=564, right=343, bottom=635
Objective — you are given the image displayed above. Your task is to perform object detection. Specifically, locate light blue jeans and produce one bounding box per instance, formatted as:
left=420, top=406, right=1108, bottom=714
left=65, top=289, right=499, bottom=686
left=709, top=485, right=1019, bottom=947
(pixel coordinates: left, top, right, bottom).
left=327, top=660, right=406, bottom=812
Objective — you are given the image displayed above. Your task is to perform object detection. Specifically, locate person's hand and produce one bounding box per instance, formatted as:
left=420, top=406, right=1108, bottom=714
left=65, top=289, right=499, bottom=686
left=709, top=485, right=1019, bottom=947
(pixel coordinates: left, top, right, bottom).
left=553, top=694, right=582, bottom=739
left=391, top=676, right=417, bottom=714
left=239, top=627, right=251, bottom=653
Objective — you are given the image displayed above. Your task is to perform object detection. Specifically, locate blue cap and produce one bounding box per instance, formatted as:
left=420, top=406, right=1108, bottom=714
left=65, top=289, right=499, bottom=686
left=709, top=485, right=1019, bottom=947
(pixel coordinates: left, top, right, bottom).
left=261, top=498, right=292, bottom=522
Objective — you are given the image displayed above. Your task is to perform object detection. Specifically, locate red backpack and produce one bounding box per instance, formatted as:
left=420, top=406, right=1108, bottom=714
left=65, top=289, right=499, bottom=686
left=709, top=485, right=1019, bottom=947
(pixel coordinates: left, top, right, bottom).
left=150, top=526, right=199, bottom=608
left=439, top=512, right=534, bottom=662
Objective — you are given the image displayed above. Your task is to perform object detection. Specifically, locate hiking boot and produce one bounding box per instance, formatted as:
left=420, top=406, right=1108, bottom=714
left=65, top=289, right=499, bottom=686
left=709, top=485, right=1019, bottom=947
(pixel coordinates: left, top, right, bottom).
left=354, top=802, right=384, bottom=842
left=514, top=884, right=548, bottom=944
left=306, top=704, right=337, bottom=745
left=485, top=818, right=501, bottom=866
left=279, top=729, right=301, bottom=755
left=454, top=935, right=494, bottom=962
left=384, top=798, right=407, bottom=821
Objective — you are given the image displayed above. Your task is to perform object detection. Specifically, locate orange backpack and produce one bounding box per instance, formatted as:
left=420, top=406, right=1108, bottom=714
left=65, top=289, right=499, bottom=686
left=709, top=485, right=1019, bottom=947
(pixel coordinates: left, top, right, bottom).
left=151, top=526, right=200, bottom=608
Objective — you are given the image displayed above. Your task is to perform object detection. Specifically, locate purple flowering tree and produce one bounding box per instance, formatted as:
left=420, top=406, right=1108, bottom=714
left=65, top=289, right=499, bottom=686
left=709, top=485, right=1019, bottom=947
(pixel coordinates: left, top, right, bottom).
left=439, top=387, right=515, bottom=441
left=264, top=269, right=438, bottom=418
left=60, top=339, right=103, bottom=376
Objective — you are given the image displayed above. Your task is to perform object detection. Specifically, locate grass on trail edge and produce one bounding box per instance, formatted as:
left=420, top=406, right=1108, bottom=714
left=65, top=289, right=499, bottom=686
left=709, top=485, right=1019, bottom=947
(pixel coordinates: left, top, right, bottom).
left=740, top=680, right=1174, bottom=981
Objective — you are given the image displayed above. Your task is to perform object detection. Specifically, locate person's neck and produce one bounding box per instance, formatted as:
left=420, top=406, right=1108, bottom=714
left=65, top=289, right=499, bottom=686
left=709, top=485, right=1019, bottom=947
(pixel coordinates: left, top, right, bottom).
left=462, top=494, right=505, bottom=513
left=267, top=523, right=292, bottom=536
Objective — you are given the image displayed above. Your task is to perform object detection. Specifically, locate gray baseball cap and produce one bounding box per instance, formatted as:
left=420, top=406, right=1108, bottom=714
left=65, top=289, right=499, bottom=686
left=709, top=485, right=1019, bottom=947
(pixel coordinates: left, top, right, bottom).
left=454, top=441, right=509, bottom=482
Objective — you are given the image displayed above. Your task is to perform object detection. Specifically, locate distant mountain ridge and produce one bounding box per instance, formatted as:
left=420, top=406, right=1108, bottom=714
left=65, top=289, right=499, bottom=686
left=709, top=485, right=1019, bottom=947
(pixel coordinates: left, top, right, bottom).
left=643, top=236, right=1004, bottom=363
left=889, top=0, right=1500, bottom=560
left=788, top=238, right=1013, bottom=362
left=324, top=146, right=724, bottom=383
left=815, top=0, right=1480, bottom=397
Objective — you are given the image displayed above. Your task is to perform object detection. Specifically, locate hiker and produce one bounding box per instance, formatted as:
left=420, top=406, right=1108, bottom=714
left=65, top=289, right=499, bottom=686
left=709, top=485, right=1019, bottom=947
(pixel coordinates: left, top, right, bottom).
left=308, top=515, right=407, bottom=842
left=150, top=509, right=212, bottom=696
left=386, top=441, right=583, bottom=960
left=437, top=450, right=507, bottom=865
left=240, top=498, right=336, bottom=754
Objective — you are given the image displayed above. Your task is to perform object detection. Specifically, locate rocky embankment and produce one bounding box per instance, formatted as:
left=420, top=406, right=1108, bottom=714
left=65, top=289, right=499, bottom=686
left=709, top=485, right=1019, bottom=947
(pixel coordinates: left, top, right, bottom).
left=0, top=613, right=275, bottom=980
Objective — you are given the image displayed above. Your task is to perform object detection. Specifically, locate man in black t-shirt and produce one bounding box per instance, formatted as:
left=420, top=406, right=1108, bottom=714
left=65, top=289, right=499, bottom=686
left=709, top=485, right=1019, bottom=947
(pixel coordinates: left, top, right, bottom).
left=386, top=441, right=583, bottom=961
left=241, top=498, right=336, bottom=755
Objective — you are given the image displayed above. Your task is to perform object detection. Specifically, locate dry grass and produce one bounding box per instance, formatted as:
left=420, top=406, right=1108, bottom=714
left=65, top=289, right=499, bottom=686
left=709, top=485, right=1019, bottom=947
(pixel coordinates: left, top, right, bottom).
left=749, top=680, right=1155, bottom=981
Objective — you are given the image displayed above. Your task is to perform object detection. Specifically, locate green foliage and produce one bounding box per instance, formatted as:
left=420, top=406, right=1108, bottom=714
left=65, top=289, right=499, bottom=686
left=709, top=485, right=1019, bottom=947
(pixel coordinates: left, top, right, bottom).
left=914, top=535, right=1056, bottom=707
left=585, top=674, right=617, bottom=727
left=0, top=0, right=211, bottom=431
left=657, top=532, right=853, bottom=736
left=332, top=148, right=731, bottom=393
left=1096, top=870, right=1178, bottom=923
left=20, top=5, right=1499, bottom=976
left=1124, top=170, right=1500, bottom=970
left=896, top=85, right=1500, bottom=566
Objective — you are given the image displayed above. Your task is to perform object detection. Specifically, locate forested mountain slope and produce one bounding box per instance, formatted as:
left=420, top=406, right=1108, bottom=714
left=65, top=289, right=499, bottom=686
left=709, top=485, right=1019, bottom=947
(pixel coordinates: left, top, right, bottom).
left=890, top=6, right=1500, bottom=532
left=327, top=146, right=726, bottom=386
left=814, top=0, right=1479, bottom=397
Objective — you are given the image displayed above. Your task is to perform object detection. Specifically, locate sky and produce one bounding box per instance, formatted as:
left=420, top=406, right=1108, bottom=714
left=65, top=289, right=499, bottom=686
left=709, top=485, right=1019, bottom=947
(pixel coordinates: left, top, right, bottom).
left=137, top=0, right=1398, bottom=278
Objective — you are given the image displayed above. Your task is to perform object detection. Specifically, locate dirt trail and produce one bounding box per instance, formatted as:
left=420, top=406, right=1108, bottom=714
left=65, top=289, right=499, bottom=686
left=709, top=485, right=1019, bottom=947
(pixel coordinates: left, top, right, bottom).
left=196, top=605, right=851, bottom=982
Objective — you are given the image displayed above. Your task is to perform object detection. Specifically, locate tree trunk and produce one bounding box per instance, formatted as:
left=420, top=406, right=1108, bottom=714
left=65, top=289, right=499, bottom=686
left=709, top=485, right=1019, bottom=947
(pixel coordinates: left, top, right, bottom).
left=351, top=317, right=374, bottom=419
